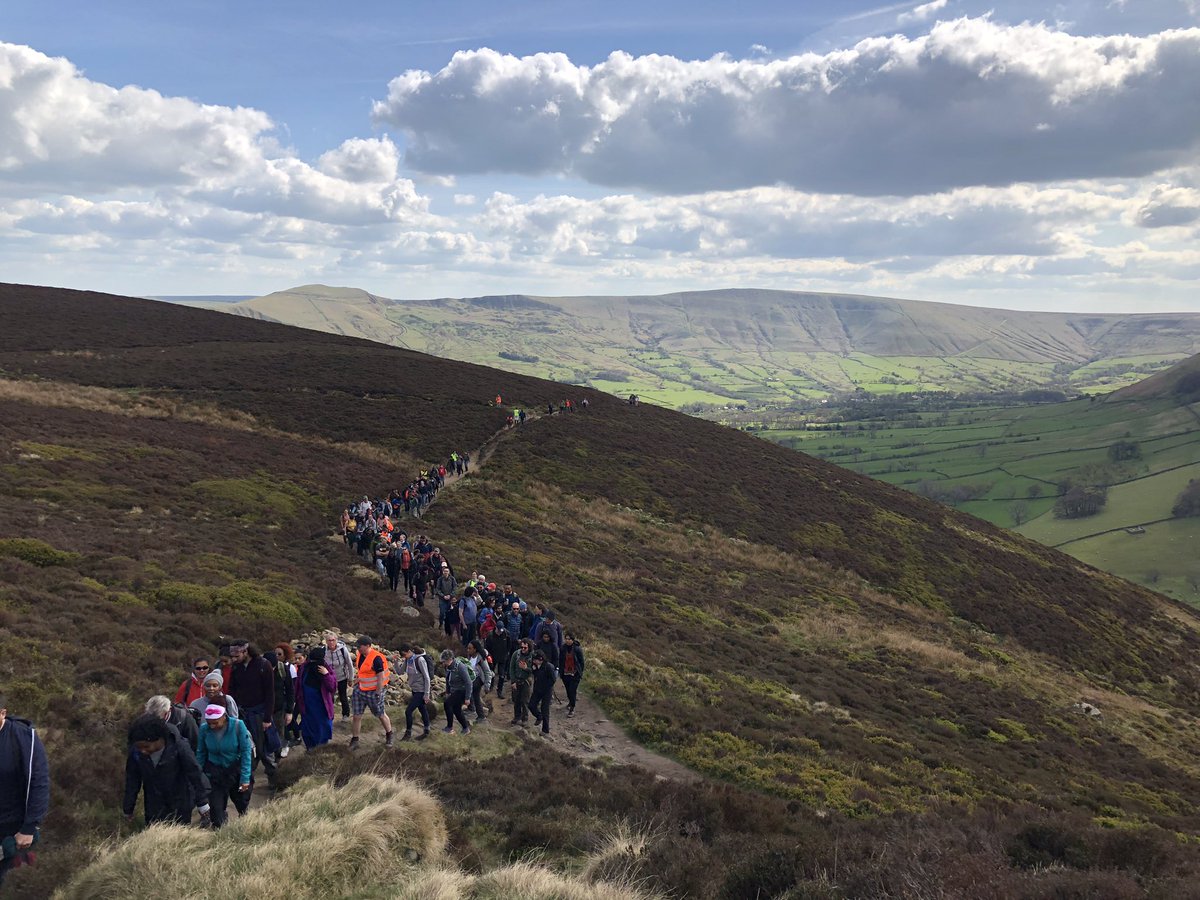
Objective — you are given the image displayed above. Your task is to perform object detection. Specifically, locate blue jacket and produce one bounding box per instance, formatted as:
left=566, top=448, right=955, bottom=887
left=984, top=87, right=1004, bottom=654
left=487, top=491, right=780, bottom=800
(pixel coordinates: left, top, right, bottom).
left=1, top=718, right=49, bottom=833
left=196, top=718, right=253, bottom=785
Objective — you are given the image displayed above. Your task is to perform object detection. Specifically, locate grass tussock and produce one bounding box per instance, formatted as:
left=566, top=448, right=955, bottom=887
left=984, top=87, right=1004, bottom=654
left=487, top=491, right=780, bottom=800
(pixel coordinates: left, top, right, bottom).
left=57, top=773, right=651, bottom=900
left=56, top=774, right=448, bottom=900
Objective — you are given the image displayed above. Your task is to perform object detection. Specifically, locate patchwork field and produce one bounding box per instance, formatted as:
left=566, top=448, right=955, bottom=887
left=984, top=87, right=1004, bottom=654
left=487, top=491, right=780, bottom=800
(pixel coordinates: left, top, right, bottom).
left=767, top=396, right=1200, bottom=600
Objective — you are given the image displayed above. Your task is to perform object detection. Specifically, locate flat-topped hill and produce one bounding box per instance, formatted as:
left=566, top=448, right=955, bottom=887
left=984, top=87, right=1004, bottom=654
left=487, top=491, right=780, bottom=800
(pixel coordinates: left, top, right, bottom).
left=227, top=284, right=1200, bottom=402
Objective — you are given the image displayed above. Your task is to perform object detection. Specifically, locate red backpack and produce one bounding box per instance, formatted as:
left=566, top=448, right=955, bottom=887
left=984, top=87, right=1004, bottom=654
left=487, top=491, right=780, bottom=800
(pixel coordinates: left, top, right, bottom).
left=401, top=548, right=412, bottom=569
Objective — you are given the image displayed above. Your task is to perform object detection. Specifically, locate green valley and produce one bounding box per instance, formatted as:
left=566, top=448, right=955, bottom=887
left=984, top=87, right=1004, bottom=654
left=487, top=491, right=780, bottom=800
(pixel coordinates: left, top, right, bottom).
left=765, top=390, right=1200, bottom=600
left=224, top=285, right=1200, bottom=405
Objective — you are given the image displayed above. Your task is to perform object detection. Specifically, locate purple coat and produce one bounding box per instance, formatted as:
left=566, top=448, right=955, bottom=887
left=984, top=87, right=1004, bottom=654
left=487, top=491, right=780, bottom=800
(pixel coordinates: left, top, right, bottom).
left=295, top=662, right=337, bottom=720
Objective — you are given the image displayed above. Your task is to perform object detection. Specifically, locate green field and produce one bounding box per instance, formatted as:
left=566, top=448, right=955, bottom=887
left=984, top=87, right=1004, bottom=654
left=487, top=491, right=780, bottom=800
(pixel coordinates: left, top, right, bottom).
left=765, top=396, right=1200, bottom=602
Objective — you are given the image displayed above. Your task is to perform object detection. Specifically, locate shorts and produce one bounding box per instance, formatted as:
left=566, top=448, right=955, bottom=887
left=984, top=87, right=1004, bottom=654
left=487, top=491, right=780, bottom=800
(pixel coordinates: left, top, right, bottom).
left=351, top=687, right=386, bottom=717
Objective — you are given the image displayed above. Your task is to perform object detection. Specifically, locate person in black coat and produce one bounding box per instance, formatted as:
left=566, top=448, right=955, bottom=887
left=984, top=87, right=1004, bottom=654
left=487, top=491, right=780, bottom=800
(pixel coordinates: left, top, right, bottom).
left=122, top=715, right=210, bottom=827
left=558, top=634, right=585, bottom=717
left=528, top=651, right=557, bottom=735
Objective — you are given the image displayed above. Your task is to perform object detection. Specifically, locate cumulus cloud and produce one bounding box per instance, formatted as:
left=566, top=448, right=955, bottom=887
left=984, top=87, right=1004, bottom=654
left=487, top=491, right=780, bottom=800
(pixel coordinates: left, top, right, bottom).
left=898, top=0, right=949, bottom=25
left=373, top=18, right=1200, bottom=196
left=0, top=42, right=425, bottom=225
left=1135, top=183, right=1200, bottom=227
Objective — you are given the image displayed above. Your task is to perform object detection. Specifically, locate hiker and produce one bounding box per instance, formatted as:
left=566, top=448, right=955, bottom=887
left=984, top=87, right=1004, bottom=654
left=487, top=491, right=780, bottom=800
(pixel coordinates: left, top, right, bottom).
left=228, top=641, right=277, bottom=788
left=190, top=671, right=239, bottom=721
left=0, top=693, right=49, bottom=889
left=507, top=638, right=535, bottom=726
left=518, top=408, right=526, bottom=424
left=295, top=646, right=336, bottom=749
left=145, top=694, right=198, bottom=750
left=485, top=619, right=513, bottom=699
left=411, top=558, right=430, bottom=606
left=122, top=714, right=210, bottom=827
left=559, top=633, right=585, bottom=718
left=466, top=640, right=493, bottom=724
left=385, top=542, right=402, bottom=592
left=504, top=600, right=528, bottom=642
left=529, top=651, right=557, bottom=735
left=536, top=628, right=560, bottom=668
left=400, top=542, right=414, bottom=595
left=436, top=565, right=457, bottom=631
left=196, top=704, right=253, bottom=828
left=535, top=609, right=565, bottom=657
left=323, top=631, right=355, bottom=720
left=263, top=650, right=294, bottom=763
left=460, top=585, right=479, bottom=647
left=399, top=644, right=432, bottom=741
left=350, top=636, right=394, bottom=749
left=528, top=604, right=546, bottom=643
left=440, top=650, right=473, bottom=735
left=277, top=644, right=302, bottom=748
left=173, top=657, right=212, bottom=708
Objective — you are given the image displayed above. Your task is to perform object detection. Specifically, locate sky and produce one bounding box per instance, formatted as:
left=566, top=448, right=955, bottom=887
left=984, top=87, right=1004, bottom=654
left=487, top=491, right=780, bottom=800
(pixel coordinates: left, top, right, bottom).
left=1, top=0, right=1199, bottom=311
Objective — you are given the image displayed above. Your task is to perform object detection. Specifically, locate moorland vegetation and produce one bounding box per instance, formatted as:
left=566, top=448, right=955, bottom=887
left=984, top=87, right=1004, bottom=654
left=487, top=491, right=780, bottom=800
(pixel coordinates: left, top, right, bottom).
left=5, top=283, right=1200, bottom=897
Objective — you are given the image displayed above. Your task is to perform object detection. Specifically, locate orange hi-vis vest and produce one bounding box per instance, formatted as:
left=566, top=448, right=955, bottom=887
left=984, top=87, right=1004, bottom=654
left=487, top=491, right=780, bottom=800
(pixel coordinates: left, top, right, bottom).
left=356, top=648, right=390, bottom=691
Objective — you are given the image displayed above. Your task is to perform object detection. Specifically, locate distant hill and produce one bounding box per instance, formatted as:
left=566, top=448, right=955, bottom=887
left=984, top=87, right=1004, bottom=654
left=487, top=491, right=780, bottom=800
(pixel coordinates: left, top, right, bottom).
left=1111, top=350, right=1200, bottom=401
left=229, top=284, right=1200, bottom=404
left=8, top=281, right=1200, bottom=894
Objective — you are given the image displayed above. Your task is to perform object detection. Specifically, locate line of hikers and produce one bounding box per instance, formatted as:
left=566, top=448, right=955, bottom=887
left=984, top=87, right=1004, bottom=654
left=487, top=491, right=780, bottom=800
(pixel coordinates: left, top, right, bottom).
left=119, top=529, right=585, bottom=831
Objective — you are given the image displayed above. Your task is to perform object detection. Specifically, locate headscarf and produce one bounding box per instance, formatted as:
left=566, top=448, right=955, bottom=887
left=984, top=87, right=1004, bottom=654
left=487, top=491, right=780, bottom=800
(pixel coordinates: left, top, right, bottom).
left=304, top=645, right=327, bottom=689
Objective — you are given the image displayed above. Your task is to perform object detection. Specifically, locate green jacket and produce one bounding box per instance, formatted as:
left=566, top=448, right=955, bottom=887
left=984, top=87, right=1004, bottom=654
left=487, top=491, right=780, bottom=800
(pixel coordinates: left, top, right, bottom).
left=508, top=649, right=534, bottom=683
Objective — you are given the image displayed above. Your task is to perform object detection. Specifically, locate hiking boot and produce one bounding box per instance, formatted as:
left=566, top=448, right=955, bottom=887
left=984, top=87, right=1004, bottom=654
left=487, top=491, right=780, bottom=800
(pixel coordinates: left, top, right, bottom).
left=509, top=718, right=520, bottom=726
left=279, top=744, right=290, bottom=758
left=475, top=715, right=487, bottom=723
left=441, top=725, right=454, bottom=734
left=416, top=729, right=429, bottom=741
left=567, top=708, right=575, bottom=718
left=400, top=730, right=412, bottom=742
left=460, top=725, right=472, bottom=735
left=384, top=731, right=394, bottom=748
left=349, top=736, right=359, bottom=750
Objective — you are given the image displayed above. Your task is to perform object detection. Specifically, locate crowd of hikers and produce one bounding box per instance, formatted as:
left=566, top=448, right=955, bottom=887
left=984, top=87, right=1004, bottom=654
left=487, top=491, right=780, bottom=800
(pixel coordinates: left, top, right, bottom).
left=114, top=445, right=586, bottom=833
left=0, top=402, right=599, bottom=882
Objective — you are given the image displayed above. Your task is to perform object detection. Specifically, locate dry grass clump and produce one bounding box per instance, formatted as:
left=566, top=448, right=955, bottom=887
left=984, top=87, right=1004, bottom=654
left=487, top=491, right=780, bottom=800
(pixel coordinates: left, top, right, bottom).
left=57, top=774, right=652, bottom=900
left=55, top=774, right=448, bottom=900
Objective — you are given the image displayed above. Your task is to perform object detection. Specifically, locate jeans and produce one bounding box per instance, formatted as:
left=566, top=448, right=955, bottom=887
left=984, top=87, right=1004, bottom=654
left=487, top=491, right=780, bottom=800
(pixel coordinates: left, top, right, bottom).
left=562, top=673, right=581, bottom=710
left=240, top=705, right=277, bottom=781
left=405, top=692, right=430, bottom=731
left=471, top=678, right=487, bottom=719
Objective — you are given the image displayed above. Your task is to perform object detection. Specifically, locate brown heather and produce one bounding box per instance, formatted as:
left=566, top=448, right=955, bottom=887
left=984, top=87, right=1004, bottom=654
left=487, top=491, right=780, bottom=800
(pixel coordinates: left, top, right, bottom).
left=5, top=282, right=1200, bottom=897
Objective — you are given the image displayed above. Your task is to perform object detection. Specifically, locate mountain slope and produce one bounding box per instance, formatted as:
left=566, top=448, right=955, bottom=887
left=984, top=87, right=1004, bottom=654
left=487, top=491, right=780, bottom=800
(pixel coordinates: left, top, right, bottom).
left=228, top=285, right=1200, bottom=404
left=6, top=283, right=1200, bottom=895
left=1111, top=349, right=1200, bottom=401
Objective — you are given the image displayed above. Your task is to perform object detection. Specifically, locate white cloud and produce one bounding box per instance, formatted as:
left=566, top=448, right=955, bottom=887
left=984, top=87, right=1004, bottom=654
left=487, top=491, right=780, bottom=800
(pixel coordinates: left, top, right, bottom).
left=0, top=42, right=425, bottom=225
left=898, top=0, right=949, bottom=25
left=374, top=18, right=1200, bottom=196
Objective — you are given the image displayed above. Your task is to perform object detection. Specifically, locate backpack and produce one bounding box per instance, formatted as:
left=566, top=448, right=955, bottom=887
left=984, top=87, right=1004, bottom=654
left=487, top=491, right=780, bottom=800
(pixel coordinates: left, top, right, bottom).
left=401, top=548, right=412, bottom=569
left=547, top=665, right=558, bottom=685
left=422, top=653, right=437, bottom=684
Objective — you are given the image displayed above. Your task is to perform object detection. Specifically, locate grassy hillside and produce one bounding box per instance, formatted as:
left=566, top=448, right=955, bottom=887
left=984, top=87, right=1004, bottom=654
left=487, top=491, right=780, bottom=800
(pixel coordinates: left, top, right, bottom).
left=7, top=283, right=1200, bottom=896
left=768, top=394, right=1200, bottom=599
left=227, top=285, right=1200, bottom=405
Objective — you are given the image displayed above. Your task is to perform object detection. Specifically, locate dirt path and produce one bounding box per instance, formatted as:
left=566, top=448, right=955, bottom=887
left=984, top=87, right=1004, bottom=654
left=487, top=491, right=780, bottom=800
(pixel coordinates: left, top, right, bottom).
left=322, top=406, right=700, bottom=789
left=528, top=691, right=699, bottom=782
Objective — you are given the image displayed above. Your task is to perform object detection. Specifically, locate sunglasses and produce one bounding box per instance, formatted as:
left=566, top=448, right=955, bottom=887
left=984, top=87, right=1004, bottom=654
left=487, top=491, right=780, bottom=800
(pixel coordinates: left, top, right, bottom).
left=194, top=665, right=211, bottom=671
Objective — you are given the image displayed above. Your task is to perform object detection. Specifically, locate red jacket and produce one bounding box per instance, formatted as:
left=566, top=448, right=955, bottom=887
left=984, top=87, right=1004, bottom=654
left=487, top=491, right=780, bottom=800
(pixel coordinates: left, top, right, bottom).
left=174, top=674, right=206, bottom=706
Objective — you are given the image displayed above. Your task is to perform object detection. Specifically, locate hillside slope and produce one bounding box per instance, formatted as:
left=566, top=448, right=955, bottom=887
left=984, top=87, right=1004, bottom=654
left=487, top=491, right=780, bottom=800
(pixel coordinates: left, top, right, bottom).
left=228, top=284, right=1200, bottom=404
left=6, top=282, right=1200, bottom=896
left=1112, top=349, right=1200, bottom=401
